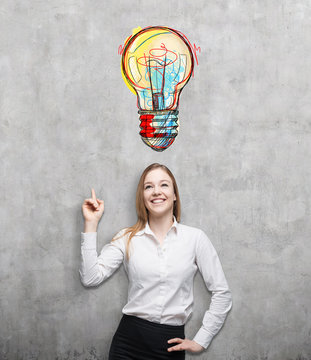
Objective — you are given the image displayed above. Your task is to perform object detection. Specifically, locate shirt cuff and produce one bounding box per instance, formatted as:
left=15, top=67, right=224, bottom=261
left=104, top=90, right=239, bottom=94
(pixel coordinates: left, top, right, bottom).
left=81, top=232, right=97, bottom=249
left=192, top=326, right=214, bottom=350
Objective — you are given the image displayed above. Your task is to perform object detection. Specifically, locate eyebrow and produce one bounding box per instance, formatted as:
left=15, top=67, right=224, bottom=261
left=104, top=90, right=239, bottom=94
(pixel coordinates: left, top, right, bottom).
left=144, top=179, right=171, bottom=185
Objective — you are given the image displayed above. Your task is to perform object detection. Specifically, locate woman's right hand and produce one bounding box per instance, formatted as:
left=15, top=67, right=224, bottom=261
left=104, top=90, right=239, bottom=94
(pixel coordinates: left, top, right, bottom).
left=82, top=188, right=104, bottom=226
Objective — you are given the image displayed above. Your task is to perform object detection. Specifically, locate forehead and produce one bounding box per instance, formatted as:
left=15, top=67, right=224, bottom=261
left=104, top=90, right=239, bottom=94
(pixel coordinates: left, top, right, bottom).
left=144, top=168, right=172, bottom=183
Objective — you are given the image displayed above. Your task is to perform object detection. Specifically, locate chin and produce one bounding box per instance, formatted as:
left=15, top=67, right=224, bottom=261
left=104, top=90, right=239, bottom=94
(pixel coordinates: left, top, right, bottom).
left=148, top=208, right=173, bottom=218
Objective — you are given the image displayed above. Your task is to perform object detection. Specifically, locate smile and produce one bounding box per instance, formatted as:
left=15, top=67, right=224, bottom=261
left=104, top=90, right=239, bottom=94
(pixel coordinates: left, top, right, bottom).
left=151, top=199, right=166, bottom=203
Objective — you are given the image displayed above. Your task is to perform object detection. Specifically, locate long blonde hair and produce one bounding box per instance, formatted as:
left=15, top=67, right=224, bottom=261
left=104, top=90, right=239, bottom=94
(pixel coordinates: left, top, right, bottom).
left=112, top=163, right=181, bottom=261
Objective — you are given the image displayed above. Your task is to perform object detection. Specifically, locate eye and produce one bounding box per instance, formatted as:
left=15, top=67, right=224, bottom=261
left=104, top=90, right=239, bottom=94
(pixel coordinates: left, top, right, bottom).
left=161, top=183, right=169, bottom=187
left=144, top=185, right=152, bottom=190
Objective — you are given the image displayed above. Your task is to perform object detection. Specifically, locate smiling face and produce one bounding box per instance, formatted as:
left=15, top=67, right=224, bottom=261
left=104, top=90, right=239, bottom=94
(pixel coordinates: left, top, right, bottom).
left=143, top=168, right=177, bottom=220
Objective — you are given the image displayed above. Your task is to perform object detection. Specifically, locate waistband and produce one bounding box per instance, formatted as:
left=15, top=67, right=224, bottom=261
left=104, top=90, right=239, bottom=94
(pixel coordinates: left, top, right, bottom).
left=122, top=314, right=185, bottom=331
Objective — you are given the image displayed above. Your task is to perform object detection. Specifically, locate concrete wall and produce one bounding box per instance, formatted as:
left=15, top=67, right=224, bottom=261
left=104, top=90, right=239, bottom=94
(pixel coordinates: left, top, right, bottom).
left=1, top=1, right=310, bottom=359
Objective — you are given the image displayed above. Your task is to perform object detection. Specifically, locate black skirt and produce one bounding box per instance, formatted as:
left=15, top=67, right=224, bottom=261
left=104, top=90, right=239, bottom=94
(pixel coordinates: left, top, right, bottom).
left=109, top=314, right=186, bottom=360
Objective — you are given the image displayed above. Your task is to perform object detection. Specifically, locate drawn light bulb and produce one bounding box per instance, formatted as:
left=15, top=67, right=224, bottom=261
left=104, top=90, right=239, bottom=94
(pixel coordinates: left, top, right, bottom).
left=121, top=26, right=194, bottom=151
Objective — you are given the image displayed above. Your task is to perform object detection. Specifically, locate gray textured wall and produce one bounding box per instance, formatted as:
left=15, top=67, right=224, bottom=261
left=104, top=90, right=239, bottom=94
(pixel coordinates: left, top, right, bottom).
left=1, top=1, right=310, bottom=359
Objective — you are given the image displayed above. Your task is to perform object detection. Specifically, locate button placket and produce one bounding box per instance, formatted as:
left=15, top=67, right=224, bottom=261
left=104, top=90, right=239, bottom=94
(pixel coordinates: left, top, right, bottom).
left=157, top=235, right=169, bottom=320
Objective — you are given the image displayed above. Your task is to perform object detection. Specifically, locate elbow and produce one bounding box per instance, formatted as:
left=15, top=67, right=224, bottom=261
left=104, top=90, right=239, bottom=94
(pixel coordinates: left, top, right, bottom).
left=79, top=270, right=97, bottom=287
left=80, top=278, right=94, bottom=287
left=79, top=269, right=104, bottom=287
left=79, top=272, right=91, bottom=287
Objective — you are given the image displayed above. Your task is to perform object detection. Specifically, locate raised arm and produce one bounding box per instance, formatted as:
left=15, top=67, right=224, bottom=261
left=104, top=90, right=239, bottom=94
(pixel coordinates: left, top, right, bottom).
left=192, top=230, right=233, bottom=350
left=79, top=188, right=124, bottom=287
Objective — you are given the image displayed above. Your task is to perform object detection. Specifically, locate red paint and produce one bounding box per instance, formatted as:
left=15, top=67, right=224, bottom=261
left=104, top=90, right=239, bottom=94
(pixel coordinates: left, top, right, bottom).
left=174, top=29, right=201, bottom=66
left=119, top=28, right=201, bottom=66
left=140, top=114, right=175, bottom=139
left=192, top=43, right=201, bottom=66
left=140, top=114, right=154, bottom=121
left=121, top=26, right=196, bottom=92
left=118, top=36, right=132, bottom=55
left=140, top=114, right=156, bottom=137
left=118, top=45, right=124, bottom=55
left=140, top=130, right=171, bottom=138
left=137, top=49, right=177, bottom=68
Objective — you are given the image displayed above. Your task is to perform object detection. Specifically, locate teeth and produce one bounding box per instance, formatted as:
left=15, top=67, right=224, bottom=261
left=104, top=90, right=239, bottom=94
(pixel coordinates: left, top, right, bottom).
left=152, top=199, right=164, bottom=203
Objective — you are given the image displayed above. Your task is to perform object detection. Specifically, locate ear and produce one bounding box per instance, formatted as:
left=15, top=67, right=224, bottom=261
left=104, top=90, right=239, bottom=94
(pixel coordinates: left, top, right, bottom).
left=174, top=193, right=176, bottom=201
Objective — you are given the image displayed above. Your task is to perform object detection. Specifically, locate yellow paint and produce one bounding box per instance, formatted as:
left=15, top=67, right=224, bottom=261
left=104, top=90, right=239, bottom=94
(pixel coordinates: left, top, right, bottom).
left=121, top=26, right=142, bottom=95
left=132, top=26, right=142, bottom=36
left=121, top=26, right=193, bottom=106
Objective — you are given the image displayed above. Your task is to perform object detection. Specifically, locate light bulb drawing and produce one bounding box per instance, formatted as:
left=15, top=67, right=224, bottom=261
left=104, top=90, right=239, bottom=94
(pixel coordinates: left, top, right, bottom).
left=121, top=26, right=195, bottom=151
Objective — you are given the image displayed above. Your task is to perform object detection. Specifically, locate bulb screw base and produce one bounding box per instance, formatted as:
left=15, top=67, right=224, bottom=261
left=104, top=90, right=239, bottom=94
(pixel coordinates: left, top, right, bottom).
left=138, top=110, right=179, bottom=152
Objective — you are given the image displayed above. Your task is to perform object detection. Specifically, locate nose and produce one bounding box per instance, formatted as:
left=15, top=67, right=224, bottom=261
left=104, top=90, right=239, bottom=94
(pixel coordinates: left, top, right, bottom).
left=152, top=185, right=161, bottom=195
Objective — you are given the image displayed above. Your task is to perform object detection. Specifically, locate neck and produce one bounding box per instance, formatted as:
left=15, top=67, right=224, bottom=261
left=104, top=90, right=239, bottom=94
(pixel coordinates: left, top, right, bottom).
left=148, top=213, right=174, bottom=238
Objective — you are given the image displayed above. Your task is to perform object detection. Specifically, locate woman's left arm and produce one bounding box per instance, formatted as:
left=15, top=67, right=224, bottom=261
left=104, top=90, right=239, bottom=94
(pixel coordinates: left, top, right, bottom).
left=167, top=229, right=232, bottom=353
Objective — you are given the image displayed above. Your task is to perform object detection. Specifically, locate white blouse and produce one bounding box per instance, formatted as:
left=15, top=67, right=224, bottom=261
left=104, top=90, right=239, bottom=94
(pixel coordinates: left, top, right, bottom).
left=79, top=217, right=232, bottom=350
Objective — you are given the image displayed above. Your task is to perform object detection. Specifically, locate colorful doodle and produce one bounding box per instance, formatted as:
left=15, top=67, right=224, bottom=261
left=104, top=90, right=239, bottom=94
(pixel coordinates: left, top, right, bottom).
left=121, top=26, right=195, bottom=151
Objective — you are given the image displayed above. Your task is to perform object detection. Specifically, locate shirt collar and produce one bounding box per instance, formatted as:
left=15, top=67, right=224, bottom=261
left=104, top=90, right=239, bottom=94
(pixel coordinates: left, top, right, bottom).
left=136, top=216, right=178, bottom=236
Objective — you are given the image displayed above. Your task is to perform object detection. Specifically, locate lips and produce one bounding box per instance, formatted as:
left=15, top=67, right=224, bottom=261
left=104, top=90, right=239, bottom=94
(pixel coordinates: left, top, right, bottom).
left=151, top=198, right=166, bottom=204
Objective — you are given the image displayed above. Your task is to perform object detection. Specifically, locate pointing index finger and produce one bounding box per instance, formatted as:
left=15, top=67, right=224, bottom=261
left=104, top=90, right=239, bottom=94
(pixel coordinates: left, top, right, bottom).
left=91, top=188, right=97, bottom=202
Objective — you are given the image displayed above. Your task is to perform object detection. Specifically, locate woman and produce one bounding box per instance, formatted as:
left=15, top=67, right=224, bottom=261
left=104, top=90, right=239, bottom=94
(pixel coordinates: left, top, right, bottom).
left=79, top=163, right=232, bottom=359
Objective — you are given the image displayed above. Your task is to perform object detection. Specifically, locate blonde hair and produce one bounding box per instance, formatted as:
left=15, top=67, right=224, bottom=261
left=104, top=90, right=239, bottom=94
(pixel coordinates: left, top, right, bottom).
left=112, top=163, right=181, bottom=261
